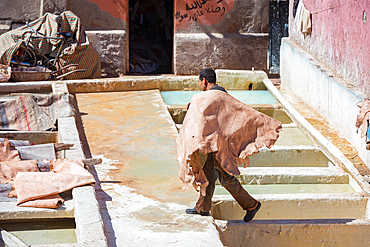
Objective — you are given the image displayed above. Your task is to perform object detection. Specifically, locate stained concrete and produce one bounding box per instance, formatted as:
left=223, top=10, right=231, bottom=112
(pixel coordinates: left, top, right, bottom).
left=75, top=90, right=224, bottom=246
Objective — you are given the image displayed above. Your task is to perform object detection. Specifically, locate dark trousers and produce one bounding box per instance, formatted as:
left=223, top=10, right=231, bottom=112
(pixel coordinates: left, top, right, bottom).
left=195, top=152, right=258, bottom=213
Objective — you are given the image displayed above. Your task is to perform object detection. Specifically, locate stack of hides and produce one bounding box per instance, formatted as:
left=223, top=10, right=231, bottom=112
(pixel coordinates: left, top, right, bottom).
left=0, top=138, right=95, bottom=208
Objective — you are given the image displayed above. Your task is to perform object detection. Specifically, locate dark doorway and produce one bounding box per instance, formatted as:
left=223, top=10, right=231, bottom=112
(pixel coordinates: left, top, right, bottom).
left=128, top=0, right=173, bottom=74
left=268, top=0, right=289, bottom=74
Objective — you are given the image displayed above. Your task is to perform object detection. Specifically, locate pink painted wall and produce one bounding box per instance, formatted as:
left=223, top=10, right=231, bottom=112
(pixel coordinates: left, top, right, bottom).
left=88, top=0, right=128, bottom=21
left=289, top=0, right=370, bottom=91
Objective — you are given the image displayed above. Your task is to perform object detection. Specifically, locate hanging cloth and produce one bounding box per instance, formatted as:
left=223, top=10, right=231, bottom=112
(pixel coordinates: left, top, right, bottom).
left=294, top=0, right=312, bottom=34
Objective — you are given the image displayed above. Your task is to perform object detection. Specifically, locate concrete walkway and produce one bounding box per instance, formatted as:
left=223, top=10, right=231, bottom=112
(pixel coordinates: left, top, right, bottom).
left=75, top=90, right=223, bottom=247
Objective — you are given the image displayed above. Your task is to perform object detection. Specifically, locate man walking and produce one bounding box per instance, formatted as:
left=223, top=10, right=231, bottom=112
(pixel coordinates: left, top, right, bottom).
left=177, top=68, right=281, bottom=222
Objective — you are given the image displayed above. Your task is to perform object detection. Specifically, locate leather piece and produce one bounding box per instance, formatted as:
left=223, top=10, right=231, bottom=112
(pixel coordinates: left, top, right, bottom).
left=0, top=160, right=39, bottom=183
left=12, top=158, right=95, bottom=208
left=177, top=90, right=282, bottom=196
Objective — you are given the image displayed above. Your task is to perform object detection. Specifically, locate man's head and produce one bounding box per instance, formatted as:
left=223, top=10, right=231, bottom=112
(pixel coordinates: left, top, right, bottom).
left=199, top=68, right=216, bottom=91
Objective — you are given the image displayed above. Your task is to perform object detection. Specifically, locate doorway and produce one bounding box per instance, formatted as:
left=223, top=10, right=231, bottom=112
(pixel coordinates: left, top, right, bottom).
left=128, top=0, right=173, bottom=74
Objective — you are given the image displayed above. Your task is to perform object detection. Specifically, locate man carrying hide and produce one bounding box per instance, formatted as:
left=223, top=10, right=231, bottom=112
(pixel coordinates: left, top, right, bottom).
left=176, top=68, right=282, bottom=222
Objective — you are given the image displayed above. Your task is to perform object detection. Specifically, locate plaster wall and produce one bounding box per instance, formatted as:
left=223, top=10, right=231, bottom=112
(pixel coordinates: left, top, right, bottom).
left=289, top=0, right=370, bottom=94
left=0, top=0, right=41, bottom=25
left=0, top=0, right=67, bottom=25
left=174, top=33, right=268, bottom=75
left=174, top=0, right=269, bottom=33
left=280, top=38, right=370, bottom=169
left=67, top=0, right=128, bottom=30
left=173, top=0, right=270, bottom=75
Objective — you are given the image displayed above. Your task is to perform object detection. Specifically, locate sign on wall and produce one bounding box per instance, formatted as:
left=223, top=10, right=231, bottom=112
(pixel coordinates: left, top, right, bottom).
left=175, top=0, right=235, bottom=30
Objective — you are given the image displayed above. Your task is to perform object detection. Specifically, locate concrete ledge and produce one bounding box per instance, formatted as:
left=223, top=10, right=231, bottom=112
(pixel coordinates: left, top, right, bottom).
left=0, top=73, right=271, bottom=94
left=248, top=146, right=329, bottom=167
left=212, top=193, right=368, bottom=221
left=0, top=131, right=58, bottom=145
left=72, top=186, right=107, bottom=246
left=236, top=167, right=349, bottom=184
left=0, top=201, right=74, bottom=220
left=65, top=75, right=271, bottom=93
left=57, top=116, right=107, bottom=246
left=0, top=81, right=53, bottom=93
left=57, top=117, right=85, bottom=160
left=215, top=219, right=370, bottom=247
left=216, top=69, right=268, bottom=90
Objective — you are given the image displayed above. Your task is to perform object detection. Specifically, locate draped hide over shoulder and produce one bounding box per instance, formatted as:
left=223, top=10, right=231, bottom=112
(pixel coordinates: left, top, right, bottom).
left=176, top=90, right=282, bottom=195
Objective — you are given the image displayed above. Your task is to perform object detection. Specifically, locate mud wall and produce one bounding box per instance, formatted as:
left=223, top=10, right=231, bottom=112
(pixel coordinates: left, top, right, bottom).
left=289, top=0, right=370, bottom=94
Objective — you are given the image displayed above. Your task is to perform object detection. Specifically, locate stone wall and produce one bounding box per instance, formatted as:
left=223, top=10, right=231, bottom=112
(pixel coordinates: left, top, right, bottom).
left=87, top=30, right=127, bottom=77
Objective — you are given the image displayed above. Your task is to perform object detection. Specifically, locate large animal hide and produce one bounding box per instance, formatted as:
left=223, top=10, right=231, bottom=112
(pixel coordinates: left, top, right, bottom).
left=10, top=158, right=95, bottom=208
left=176, top=90, right=282, bottom=196
left=356, top=98, right=370, bottom=138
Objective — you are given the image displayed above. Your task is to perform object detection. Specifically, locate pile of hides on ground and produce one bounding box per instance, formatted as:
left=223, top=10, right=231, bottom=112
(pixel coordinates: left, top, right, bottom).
left=0, top=93, right=75, bottom=131
left=0, top=138, right=95, bottom=208
left=176, top=90, right=282, bottom=196
left=0, top=11, right=101, bottom=80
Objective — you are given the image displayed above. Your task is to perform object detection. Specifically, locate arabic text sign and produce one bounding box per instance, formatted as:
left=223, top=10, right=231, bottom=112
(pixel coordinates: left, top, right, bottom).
left=175, top=0, right=235, bottom=29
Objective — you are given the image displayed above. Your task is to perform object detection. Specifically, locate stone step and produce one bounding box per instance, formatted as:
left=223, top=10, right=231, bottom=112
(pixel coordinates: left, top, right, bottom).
left=247, top=145, right=331, bottom=167
left=235, top=167, right=349, bottom=184
left=214, top=218, right=370, bottom=247
left=275, top=126, right=315, bottom=146
left=212, top=193, right=368, bottom=221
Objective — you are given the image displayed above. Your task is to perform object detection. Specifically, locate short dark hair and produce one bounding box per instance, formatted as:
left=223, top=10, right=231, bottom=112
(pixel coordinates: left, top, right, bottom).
left=199, top=68, right=216, bottom=84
